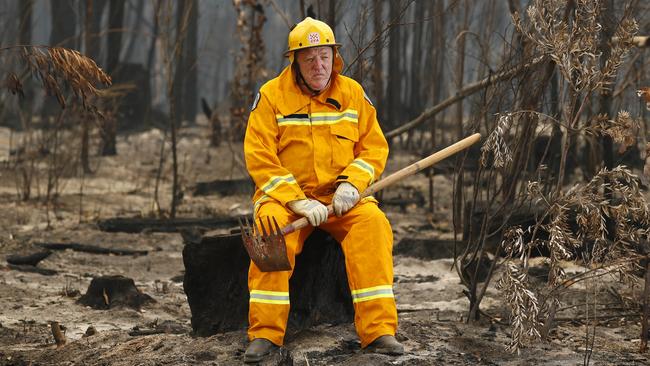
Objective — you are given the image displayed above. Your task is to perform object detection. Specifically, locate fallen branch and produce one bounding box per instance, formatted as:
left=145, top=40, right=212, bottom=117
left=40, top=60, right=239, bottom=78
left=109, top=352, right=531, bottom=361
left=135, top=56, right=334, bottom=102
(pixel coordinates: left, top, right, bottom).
left=554, top=313, right=639, bottom=322
left=128, top=326, right=185, bottom=337
left=36, top=243, right=148, bottom=256
left=385, top=55, right=547, bottom=139
left=128, top=329, right=167, bottom=336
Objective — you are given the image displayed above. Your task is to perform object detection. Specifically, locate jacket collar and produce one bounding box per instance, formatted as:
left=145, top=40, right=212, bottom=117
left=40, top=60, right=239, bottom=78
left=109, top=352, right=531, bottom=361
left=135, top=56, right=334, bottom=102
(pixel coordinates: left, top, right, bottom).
left=275, top=65, right=347, bottom=116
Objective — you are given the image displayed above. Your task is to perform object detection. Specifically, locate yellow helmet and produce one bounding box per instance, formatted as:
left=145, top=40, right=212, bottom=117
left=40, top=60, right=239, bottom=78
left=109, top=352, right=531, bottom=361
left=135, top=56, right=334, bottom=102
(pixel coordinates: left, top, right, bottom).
left=285, top=17, right=344, bottom=73
left=285, top=17, right=341, bottom=56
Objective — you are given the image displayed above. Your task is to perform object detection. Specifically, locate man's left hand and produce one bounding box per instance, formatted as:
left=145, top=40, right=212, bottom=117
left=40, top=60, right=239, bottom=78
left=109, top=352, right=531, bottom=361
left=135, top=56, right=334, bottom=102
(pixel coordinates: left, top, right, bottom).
left=332, top=182, right=360, bottom=217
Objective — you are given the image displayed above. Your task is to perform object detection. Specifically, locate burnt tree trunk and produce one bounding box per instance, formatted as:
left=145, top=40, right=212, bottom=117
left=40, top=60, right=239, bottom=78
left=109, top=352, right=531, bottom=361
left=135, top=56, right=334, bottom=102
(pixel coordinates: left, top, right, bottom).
left=386, top=0, right=401, bottom=131
left=183, top=0, right=198, bottom=122
left=107, top=0, right=124, bottom=75
left=18, top=0, right=34, bottom=122
left=42, top=0, right=77, bottom=118
left=100, top=0, right=125, bottom=156
left=372, top=0, right=384, bottom=122
left=182, top=230, right=354, bottom=336
left=81, top=1, right=94, bottom=173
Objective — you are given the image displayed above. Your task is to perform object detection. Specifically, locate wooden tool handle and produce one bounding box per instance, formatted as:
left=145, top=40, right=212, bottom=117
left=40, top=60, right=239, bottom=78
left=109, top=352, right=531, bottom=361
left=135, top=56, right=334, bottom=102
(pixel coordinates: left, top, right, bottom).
left=282, top=133, right=482, bottom=235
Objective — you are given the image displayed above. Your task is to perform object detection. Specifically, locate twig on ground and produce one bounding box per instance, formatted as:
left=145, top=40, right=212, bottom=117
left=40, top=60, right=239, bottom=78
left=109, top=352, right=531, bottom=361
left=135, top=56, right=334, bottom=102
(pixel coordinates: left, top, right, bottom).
left=49, top=321, right=66, bottom=347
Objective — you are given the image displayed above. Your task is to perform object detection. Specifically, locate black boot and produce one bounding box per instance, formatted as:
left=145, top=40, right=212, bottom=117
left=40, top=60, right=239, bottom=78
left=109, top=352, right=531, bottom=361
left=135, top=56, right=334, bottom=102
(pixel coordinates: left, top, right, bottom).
left=244, top=338, right=277, bottom=363
left=367, top=335, right=404, bottom=355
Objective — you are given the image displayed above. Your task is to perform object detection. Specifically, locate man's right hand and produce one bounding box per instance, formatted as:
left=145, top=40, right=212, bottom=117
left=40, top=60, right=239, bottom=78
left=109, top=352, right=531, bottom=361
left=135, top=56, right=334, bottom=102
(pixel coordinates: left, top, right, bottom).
left=287, top=199, right=329, bottom=226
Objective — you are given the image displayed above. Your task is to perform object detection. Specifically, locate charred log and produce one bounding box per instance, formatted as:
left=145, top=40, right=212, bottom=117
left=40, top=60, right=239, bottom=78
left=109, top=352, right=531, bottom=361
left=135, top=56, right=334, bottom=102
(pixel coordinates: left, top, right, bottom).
left=36, top=243, right=147, bottom=256
left=97, top=217, right=239, bottom=233
left=182, top=230, right=354, bottom=336
left=394, top=238, right=467, bottom=260
left=191, top=178, right=254, bottom=196
left=77, top=275, right=154, bottom=310
left=6, top=250, right=52, bottom=266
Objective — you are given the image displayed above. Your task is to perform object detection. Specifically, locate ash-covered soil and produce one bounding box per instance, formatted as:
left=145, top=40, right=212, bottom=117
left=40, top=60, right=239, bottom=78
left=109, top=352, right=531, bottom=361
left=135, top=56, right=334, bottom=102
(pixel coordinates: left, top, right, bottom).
left=0, top=122, right=648, bottom=365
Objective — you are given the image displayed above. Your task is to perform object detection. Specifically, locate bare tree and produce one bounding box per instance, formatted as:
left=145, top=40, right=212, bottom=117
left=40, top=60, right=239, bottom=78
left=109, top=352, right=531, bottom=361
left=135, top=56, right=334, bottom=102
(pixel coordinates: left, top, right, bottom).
left=174, top=0, right=198, bottom=125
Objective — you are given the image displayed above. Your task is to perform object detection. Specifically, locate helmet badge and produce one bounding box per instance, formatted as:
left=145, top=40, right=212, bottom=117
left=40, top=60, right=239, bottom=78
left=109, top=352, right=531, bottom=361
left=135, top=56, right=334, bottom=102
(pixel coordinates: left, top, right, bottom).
left=308, top=32, right=320, bottom=44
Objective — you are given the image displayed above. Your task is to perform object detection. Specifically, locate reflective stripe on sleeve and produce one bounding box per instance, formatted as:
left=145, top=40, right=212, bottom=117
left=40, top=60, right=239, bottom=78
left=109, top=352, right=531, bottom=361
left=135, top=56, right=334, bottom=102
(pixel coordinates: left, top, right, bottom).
left=350, top=158, right=375, bottom=183
left=350, top=285, right=394, bottom=303
left=261, top=174, right=298, bottom=194
left=253, top=194, right=272, bottom=214
left=249, top=290, right=290, bottom=305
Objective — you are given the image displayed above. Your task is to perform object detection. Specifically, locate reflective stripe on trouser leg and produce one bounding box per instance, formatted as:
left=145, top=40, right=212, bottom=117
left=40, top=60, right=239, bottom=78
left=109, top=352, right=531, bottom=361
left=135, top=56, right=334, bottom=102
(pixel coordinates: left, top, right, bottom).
left=320, top=199, right=397, bottom=348
left=247, top=200, right=313, bottom=346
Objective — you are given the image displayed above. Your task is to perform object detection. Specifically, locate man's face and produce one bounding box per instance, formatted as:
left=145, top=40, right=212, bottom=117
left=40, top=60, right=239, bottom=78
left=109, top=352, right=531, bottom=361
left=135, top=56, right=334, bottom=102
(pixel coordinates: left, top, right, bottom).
left=295, top=46, right=333, bottom=91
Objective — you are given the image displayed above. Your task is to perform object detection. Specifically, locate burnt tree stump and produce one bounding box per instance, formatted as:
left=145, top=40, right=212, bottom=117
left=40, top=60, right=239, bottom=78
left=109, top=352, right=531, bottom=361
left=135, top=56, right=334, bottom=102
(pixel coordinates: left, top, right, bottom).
left=78, top=275, right=153, bottom=310
left=182, top=229, right=354, bottom=336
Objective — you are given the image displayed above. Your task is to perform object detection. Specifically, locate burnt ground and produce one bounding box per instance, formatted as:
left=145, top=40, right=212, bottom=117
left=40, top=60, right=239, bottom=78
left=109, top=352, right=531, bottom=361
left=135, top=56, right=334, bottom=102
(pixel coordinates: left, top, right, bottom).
left=0, top=121, right=649, bottom=365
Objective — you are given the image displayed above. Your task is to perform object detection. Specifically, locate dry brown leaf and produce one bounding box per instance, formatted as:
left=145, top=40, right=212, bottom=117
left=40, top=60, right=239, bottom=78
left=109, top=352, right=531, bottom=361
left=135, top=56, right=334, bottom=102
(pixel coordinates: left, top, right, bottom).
left=5, top=73, right=24, bottom=99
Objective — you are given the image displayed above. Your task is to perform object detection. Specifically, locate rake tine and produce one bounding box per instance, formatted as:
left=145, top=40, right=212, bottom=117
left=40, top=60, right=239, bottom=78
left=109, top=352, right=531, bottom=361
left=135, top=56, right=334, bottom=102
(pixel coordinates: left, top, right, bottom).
left=272, top=216, right=282, bottom=237
left=266, top=216, right=275, bottom=237
left=238, top=216, right=248, bottom=237
left=259, top=217, right=269, bottom=238
left=251, top=217, right=262, bottom=240
left=247, top=217, right=255, bottom=237
left=248, top=216, right=256, bottom=236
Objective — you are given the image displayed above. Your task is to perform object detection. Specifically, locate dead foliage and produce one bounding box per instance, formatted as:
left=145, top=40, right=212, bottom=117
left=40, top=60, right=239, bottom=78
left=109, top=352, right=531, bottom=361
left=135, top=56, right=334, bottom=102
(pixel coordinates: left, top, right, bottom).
left=476, top=0, right=647, bottom=354
left=15, top=46, right=112, bottom=112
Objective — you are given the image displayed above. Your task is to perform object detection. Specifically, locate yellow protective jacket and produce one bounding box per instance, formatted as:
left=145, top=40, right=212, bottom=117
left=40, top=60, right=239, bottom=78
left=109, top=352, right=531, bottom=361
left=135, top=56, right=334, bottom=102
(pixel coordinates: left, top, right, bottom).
left=244, top=65, right=388, bottom=210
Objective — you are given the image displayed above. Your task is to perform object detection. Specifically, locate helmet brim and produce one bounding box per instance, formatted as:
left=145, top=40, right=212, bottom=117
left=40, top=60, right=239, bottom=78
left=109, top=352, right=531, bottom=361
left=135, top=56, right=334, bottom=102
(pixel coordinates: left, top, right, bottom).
left=284, top=43, right=342, bottom=58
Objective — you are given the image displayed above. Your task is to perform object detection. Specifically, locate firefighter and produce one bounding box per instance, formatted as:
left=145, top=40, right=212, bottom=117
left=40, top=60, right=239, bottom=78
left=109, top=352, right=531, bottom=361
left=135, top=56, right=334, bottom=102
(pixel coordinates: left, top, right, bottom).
left=243, top=17, right=403, bottom=363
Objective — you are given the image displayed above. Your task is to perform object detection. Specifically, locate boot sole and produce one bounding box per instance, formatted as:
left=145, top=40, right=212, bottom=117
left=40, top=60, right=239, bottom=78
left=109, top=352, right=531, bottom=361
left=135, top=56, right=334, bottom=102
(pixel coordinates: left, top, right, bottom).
left=366, top=343, right=405, bottom=356
left=244, top=347, right=275, bottom=363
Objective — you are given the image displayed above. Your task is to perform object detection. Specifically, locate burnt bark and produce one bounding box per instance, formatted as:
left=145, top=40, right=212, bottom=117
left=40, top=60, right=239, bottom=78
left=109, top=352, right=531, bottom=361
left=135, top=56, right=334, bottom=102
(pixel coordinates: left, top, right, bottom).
left=386, top=0, right=401, bottom=130
left=107, top=0, right=125, bottom=75
left=372, top=0, right=384, bottom=122
left=18, top=0, right=34, bottom=120
left=175, top=0, right=198, bottom=124
left=41, top=0, right=77, bottom=118
left=182, top=230, right=354, bottom=336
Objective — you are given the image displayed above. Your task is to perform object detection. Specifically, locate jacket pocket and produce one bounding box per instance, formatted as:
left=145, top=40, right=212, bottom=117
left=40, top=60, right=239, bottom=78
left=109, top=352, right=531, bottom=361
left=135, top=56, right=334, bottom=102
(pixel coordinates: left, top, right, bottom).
left=330, top=123, right=359, bottom=169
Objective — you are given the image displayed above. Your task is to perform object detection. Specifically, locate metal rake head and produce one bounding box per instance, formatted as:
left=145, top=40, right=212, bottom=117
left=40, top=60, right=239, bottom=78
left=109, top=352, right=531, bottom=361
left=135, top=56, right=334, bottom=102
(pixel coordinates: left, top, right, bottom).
left=238, top=215, right=291, bottom=272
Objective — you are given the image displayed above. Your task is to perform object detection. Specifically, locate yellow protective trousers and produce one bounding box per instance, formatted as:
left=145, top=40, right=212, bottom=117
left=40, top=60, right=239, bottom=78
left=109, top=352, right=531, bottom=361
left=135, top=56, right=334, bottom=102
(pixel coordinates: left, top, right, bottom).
left=247, top=198, right=397, bottom=348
